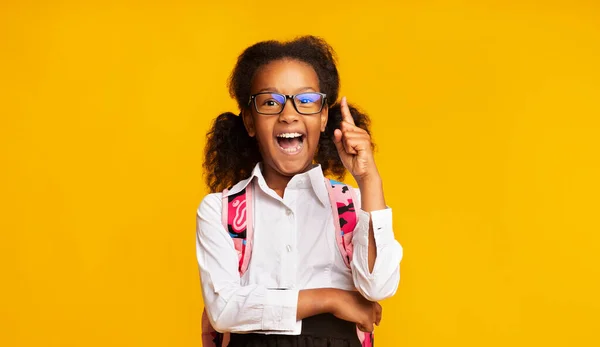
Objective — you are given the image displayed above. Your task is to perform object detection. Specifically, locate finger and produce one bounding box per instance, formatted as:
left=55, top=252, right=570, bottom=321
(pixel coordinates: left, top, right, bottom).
left=340, top=119, right=358, bottom=133
left=344, top=137, right=369, bottom=155
left=340, top=96, right=356, bottom=127
left=333, top=129, right=345, bottom=154
left=340, top=131, right=370, bottom=142
left=357, top=323, right=374, bottom=333
left=343, top=139, right=358, bottom=155
left=336, top=129, right=364, bottom=156
left=339, top=117, right=368, bottom=135
left=341, top=123, right=367, bottom=134
left=343, top=132, right=372, bottom=151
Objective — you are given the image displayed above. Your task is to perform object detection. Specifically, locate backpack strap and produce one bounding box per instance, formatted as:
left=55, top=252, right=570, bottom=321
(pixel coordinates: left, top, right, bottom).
left=325, top=178, right=358, bottom=268
left=359, top=330, right=374, bottom=347
left=205, top=179, right=371, bottom=347
left=201, top=184, right=255, bottom=347
left=221, top=183, right=254, bottom=274
left=326, top=179, right=374, bottom=347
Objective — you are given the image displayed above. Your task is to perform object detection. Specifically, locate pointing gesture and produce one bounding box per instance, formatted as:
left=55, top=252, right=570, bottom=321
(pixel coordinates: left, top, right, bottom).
left=333, top=97, right=379, bottom=183
left=334, top=97, right=387, bottom=286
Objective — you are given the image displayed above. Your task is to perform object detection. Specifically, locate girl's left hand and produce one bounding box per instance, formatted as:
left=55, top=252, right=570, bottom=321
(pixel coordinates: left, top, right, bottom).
left=333, top=96, right=380, bottom=184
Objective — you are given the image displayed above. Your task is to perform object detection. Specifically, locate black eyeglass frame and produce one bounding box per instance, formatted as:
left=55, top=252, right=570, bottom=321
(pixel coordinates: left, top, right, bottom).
left=247, top=92, right=328, bottom=115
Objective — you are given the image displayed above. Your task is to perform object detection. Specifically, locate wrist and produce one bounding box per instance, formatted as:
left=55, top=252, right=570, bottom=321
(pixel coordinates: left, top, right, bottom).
left=356, top=170, right=382, bottom=190
left=356, top=171, right=386, bottom=212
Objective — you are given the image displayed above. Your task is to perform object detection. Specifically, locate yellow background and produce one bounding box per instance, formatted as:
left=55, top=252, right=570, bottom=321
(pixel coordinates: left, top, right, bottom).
left=2, top=1, right=599, bottom=346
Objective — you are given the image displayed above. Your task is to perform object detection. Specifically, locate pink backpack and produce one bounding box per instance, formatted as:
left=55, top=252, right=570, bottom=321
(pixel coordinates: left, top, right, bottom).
left=201, top=178, right=374, bottom=347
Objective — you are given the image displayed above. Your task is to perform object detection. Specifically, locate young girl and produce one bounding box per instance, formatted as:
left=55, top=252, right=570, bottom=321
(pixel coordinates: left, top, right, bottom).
left=196, top=36, right=403, bottom=347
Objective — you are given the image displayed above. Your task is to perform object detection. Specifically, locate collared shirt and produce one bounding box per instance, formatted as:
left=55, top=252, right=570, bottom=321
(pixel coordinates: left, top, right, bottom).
left=196, top=163, right=403, bottom=335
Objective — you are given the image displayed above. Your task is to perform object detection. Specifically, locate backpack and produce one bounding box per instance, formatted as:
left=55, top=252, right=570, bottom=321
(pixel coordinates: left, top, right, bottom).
left=201, top=178, right=374, bottom=347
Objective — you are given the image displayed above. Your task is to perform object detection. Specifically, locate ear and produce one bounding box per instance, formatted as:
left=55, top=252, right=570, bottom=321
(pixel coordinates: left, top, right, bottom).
left=241, top=108, right=256, bottom=137
left=320, top=104, right=329, bottom=132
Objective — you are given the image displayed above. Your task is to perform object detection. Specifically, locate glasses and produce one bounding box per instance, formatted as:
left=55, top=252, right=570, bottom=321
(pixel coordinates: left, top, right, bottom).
left=248, top=92, right=327, bottom=115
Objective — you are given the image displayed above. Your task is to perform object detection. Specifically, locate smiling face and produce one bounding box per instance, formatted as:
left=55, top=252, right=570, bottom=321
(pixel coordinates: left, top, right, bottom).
left=242, top=59, right=328, bottom=180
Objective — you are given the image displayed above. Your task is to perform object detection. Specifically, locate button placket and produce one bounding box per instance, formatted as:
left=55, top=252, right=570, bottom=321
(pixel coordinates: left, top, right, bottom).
left=285, top=207, right=295, bottom=287
left=281, top=192, right=297, bottom=289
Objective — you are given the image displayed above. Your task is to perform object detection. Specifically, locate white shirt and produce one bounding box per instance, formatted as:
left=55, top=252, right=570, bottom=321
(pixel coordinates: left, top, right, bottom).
left=196, top=163, right=403, bottom=335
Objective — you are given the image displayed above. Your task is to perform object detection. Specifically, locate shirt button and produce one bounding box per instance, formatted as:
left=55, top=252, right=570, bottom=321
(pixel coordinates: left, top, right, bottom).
left=286, top=245, right=292, bottom=252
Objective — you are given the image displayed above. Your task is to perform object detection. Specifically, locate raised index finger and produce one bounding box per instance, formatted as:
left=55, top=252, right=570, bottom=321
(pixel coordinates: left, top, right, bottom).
left=341, top=96, right=356, bottom=126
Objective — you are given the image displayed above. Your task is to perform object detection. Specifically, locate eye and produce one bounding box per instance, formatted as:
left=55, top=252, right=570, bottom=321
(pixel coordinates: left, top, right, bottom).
left=296, top=93, right=320, bottom=104
left=258, top=93, right=285, bottom=106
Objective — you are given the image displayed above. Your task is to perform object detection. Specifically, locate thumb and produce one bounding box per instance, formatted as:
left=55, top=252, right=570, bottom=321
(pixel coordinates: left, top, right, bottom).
left=333, top=129, right=345, bottom=154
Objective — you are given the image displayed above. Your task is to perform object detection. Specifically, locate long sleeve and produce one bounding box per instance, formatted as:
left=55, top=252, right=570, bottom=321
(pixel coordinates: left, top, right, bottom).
left=350, top=188, right=403, bottom=302
left=196, top=193, right=299, bottom=333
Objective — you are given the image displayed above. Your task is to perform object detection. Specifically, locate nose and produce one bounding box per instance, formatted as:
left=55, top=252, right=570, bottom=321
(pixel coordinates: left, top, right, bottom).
left=278, top=98, right=300, bottom=123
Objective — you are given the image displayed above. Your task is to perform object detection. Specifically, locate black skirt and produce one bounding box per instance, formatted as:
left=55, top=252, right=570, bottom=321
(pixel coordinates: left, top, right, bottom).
left=228, top=314, right=361, bottom=347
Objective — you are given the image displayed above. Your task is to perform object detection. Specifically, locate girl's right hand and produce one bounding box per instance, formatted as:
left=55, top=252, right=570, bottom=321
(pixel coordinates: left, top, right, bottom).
left=330, top=290, right=382, bottom=332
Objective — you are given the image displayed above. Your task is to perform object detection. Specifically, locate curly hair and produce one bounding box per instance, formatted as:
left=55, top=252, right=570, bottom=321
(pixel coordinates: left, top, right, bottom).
left=204, top=36, right=372, bottom=192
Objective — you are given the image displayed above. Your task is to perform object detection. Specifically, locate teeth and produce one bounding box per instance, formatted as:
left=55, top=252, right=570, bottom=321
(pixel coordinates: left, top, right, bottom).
left=280, top=142, right=304, bottom=153
left=277, top=132, right=303, bottom=138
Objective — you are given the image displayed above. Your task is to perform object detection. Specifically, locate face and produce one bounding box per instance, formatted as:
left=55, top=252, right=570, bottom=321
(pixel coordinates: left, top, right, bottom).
left=242, top=59, right=328, bottom=178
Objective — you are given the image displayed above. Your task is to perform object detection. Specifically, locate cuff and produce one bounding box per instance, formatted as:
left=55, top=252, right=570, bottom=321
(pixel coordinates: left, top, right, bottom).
left=353, top=207, right=395, bottom=246
left=370, top=207, right=395, bottom=245
left=261, top=289, right=299, bottom=331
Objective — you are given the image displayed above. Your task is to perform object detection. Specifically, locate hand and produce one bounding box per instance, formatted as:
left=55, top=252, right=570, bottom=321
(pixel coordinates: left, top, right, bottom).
left=333, top=97, right=379, bottom=184
left=330, top=290, right=382, bottom=332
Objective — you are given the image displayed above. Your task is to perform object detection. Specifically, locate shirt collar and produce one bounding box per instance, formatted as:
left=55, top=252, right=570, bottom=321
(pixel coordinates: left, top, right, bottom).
left=306, top=164, right=330, bottom=207
left=223, top=163, right=264, bottom=197
left=223, top=162, right=330, bottom=207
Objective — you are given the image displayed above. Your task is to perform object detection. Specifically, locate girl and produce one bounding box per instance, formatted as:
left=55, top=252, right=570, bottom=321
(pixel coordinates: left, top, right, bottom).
left=196, top=36, right=403, bottom=347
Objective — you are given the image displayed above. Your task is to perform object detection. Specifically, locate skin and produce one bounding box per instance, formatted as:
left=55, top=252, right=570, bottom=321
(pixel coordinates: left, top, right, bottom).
left=242, top=58, right=328, bottom=195
left=242, top=58, right=387, bottom=332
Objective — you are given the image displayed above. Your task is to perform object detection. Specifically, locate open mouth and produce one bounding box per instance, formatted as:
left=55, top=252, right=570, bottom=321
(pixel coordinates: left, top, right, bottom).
left=276, top=132, right=305, bottom=154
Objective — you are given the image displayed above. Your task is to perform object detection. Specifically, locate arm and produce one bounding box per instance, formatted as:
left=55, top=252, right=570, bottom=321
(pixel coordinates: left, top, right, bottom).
left=197, top=194, right=298, bottom=332
left=350, top=182, right=403, bottom=302
left=357, top=175, right=386, bottom=272
left=197, top=194, right=363, bottom=332
left=296, top=288, right=336, bottom=320
left=298, top=288, right=382, bottom=332
left=333, top=96, right=403, bottom=302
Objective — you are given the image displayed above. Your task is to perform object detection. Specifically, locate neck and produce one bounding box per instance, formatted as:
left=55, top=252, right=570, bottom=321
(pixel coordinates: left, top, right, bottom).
left=262, top=163, right=313, bottom=198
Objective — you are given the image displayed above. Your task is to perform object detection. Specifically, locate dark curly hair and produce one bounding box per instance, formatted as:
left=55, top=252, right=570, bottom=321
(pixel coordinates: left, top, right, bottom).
left=204, top=36, right=372, bottom=192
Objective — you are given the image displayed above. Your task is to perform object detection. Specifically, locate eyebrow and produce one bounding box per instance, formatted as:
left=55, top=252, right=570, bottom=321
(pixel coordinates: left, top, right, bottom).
left=255, top=87, right=317, bottom=94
